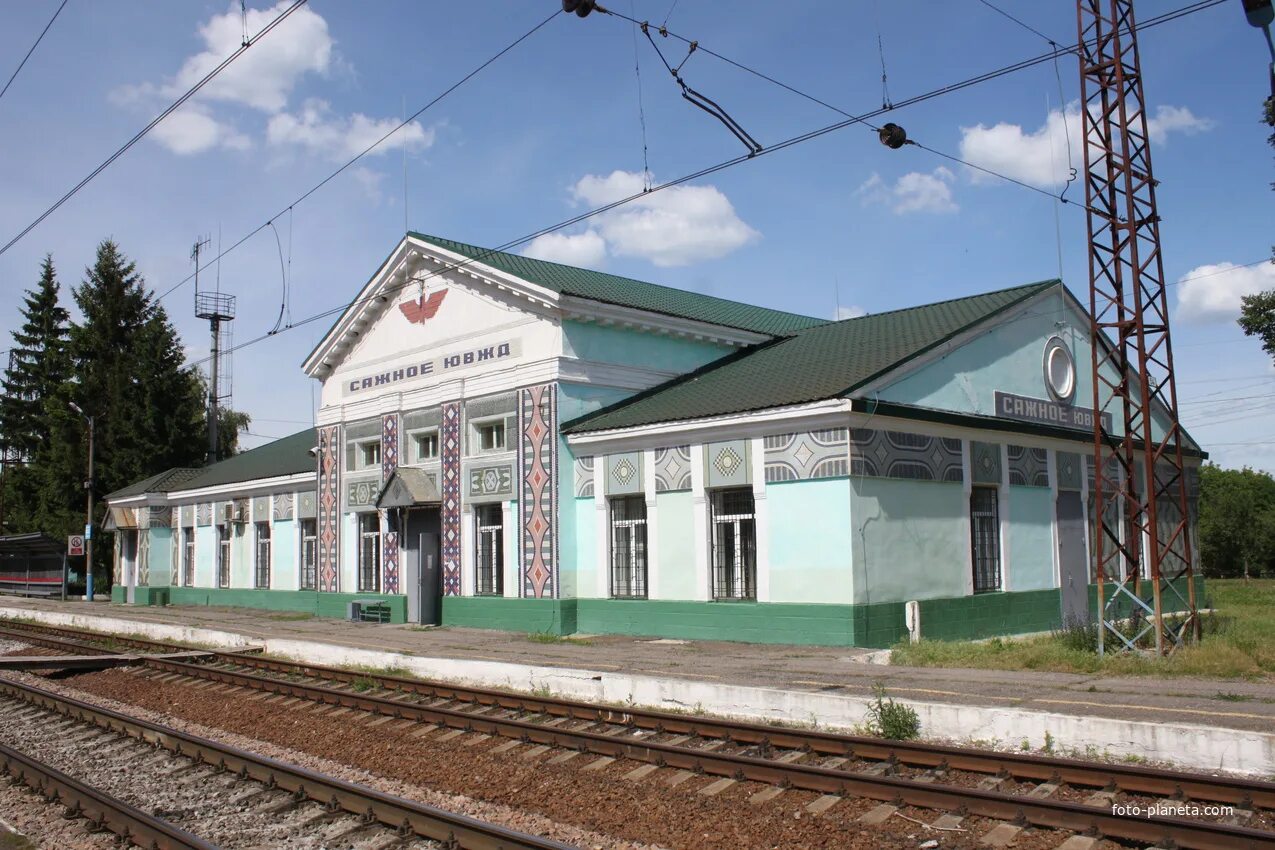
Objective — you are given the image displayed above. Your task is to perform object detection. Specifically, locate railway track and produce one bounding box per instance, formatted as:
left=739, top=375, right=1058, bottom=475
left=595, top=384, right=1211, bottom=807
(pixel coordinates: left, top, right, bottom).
left=0, top=673, right=576, bottom=850
left=3, top=619, right=1274, bottom=849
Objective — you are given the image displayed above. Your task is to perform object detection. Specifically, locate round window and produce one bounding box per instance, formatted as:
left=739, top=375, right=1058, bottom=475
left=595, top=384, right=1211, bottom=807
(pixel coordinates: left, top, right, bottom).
left=1043, top=338, right=1075, bottom=403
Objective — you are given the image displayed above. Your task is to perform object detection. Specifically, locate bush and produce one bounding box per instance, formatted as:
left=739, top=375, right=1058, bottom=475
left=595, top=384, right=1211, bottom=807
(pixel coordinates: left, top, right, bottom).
left=864, top=683, right=920, bottom=740
left=1053, top=615, right=1099, bottom=654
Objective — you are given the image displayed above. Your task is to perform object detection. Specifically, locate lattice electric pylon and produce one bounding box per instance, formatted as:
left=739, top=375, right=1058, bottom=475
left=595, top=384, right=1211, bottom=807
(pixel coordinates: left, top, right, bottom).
left=1077, top=0, right=1198, bottom=655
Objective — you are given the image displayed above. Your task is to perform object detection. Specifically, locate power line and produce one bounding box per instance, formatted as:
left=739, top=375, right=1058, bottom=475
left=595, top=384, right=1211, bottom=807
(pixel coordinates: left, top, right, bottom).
left=157, top=7, right=561, bottom=304
left=0, top=0, right=68, bottom=104
left=178, top=0, right=1225, bottom=371
left=974, top=0, right=1060, bottom=46
left=0, top=0, right=309, bottom=259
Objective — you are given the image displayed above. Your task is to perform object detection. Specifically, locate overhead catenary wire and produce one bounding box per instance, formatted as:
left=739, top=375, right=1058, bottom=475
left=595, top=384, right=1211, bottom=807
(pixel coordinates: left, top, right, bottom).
left=0, top=0, right=68, bottom=105
left=157, top=6, right=561, bottom=305
left=0, top=0, right=309, bottom=259
left=177, top=0, right=1225, bottom=371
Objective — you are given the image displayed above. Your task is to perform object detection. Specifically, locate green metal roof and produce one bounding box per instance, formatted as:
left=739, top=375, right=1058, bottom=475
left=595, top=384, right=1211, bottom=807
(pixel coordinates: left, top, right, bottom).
left=408, top=232, right=826, bottom=336
left=562, top=280, right=1059, bottom=434
left=105, top=467, right=204, bottom=500
left=107, top=429, right=317, bottom=502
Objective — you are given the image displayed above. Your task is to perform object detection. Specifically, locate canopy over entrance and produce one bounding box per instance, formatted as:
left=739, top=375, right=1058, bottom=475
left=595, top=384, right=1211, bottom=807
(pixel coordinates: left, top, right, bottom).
left=376, top=468, right=441, bottom=509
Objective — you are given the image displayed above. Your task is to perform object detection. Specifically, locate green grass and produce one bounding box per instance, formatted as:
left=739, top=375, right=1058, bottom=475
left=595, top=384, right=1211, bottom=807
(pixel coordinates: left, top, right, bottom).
left=889, top=579, right=1275, bottom=680
left=525, top=631, right=593, bottom=646
left=264, top=611, right=314, bottom=621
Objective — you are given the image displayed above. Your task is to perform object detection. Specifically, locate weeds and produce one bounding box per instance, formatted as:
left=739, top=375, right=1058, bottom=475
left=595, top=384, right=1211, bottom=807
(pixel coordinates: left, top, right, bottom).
left=863, top=683, right=920, bottom=740
left=350, top=677, right=376, bottom=693
left=1213, top=691, right=1253, bottom=702
left=525, top=632, right=593, bottom=646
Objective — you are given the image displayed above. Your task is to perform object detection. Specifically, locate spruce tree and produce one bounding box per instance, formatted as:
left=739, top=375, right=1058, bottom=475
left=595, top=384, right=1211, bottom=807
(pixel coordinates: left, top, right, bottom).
left=0, top=255, right=70, bottom=532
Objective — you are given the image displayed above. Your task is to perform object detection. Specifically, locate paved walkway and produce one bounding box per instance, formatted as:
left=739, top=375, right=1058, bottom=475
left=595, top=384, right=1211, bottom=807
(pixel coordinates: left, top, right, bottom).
left=3, top=597, right=1274, bottom=735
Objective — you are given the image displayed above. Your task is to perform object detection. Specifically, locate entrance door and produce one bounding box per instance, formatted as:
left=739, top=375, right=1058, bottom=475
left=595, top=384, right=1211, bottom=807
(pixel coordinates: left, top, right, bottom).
left=1056, top=491, right=1088, bottom=623
left=404, top=508, right=441, bottom=626
left=122, top=531, right=137, bottom=604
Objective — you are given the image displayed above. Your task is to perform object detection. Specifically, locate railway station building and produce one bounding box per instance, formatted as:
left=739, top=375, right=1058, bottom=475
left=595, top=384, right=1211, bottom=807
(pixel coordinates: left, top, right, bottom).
left=103, top=232, right=1204, bottom=646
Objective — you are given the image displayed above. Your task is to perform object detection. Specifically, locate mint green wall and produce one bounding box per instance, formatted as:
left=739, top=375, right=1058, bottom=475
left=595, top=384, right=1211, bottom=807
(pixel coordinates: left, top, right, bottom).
left=572, top=498, right=597, bottom=598
left=147, top=528, right=173, bottom=587
left=655, top=490, right=696, bottom=601
left=768, top=479, right=853, bottom=603
left=850, top=477, right=968, bottom=604
left=230, top=523, right=252, bottom=587
left=1008, top=487, right=1055, bottom=591
left=876, top=291, right=1181, bottom=446
left=562, top=320, right=732, bottom=374
left=558, top=382, right=633, bottom=600
left=194, top=526, right=216, bottom=587
left=272, top=519, right=297, bottom=591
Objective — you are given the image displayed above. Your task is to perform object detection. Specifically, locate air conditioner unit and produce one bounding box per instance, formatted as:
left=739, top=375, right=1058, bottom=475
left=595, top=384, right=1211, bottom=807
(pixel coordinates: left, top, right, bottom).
left=232, top=504, right=247, bottom=524
left=221, top=503, right=235, bottom=524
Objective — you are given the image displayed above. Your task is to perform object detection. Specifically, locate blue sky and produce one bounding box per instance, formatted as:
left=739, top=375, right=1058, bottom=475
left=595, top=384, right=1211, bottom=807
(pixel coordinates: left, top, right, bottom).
left=1, top=1, right=1272, bottom=469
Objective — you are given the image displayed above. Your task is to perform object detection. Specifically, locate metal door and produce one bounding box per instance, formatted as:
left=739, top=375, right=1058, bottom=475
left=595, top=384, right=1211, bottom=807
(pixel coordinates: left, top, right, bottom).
left=404, top=509, right=441, bottom=626
left=1056, top=491, right=1088, bottom=623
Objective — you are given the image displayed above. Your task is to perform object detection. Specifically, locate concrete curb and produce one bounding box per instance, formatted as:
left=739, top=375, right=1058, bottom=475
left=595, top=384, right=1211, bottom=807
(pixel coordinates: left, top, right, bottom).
left=3, top=607, right=1272, bottom=777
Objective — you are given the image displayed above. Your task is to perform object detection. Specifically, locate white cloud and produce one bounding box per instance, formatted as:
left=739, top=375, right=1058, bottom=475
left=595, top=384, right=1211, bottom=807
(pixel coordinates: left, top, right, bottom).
left=1176, top=261, right=1275, bottom=324
left=568, top=170, right=758, bottom=267
left=522, top=230, right=607, bottom=267
left=1146, top=105, right=1214, bottom=145
left=835, top=305, right=866, bottom=320
left=267, top=99, right=434, bottom=160
left=855, top=167, right=957, bottom=214
left=169, top=1, right=334, bottom=113
left=958, top=103, right=1212, bottom=189
left=150, top=103, right=251, bottom=155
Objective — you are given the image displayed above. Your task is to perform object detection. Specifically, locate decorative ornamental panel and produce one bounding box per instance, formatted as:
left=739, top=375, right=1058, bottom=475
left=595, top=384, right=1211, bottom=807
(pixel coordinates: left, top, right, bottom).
left=137, top=532, right=150, bottom=587
left=850, top=429, right=963, bottom=482
left=705, top=440, right=749, bottom=488
left=297, top=491, right=317, bottom=519
left=519, top=383, right=558, bottom=599
left=146, top=506, right=170, bottom=529
left=181, top=505, right=195, bottom=527
left=345, top=478, right=379, bottom=510
left=971, top=442, right=1002, bottom=485
left=605, top=452, right=643, bottom=497
left=252, top=496, right=270, bottom=522
left=653, top=446, right=692, bottom=493
left=381, top=412, right=400, bottom=595
left=317, top=424, right=341, bottom=592
left=574, top=456, right=595, bottom=498
left=1056, top=451, right=1082, bottom=491
left=763, top=429, right=849, bottom=483
left=196, top=503, right=211, bottom=526
left=467, top=463, right=514, bottom=502
left=440, top=401, right=462, bottom=596
left=273, top=492, right=294, bottom=521
left=1008, top=445, right=1050, bottom=488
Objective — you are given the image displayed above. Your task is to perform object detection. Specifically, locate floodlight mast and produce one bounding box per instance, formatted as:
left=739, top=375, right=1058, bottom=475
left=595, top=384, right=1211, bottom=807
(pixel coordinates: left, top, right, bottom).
left=1077, top=0, right=1197, bottom=656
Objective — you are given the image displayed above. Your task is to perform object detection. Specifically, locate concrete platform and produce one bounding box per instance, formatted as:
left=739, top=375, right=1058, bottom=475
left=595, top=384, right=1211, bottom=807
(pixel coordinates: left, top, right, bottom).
left=1, top=598, right=1273, bottom=776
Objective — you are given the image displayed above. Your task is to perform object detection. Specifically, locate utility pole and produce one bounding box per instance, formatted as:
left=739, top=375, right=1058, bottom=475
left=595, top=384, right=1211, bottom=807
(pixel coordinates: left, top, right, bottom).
left=69, top=402, right=94, bottom=601
left=1078, top=0, right=1196, bottom=655
left=193, top=237, right=234, bottom=465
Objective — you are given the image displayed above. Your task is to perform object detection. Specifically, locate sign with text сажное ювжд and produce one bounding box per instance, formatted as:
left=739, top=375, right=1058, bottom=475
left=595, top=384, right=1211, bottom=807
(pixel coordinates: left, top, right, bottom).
left=994, top=391, right=1113, bottom=432
left=344, top=339, right=521, bottom=396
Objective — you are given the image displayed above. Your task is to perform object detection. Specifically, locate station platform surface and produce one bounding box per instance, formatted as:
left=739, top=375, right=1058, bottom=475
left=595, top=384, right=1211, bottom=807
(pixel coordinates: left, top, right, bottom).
left=2, top=597, right=1272, bottom=738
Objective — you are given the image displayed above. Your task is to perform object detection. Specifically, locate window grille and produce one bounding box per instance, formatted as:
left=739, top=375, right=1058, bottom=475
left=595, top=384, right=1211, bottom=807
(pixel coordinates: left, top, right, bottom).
left=300, top=519, right=317, bottom=590
left=709, top=488, right=756, bottom=600
left=182, top=527, right=195, bottom=587
left=217, top=525, right=231, bottom=588
left=610, top=496, right=648, bottom=598
left=475, top=504, right=503, bottom=595
left=970, top=486, right=1002, bottom=593
left=255, top=522, right=271, bottom=589
left=358, top=513, right=381, bottom=593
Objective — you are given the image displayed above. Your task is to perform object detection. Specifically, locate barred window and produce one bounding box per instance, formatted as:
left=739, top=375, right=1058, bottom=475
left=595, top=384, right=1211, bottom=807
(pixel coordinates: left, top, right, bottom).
left=182, top=527, right=195, bottom=587
left=610, top=496, right=647, bottom=598
left=970, top=486, right=1002, bottom=593
left=300, top=519, right=317, bottom=590
left=255, top=522, right=271, bottom=589
left=475, top=504, right=503, bottom=595
left=710, top=488, right=756, bottom=600
left=217, top=525, right=231, bottom=588
left=358, top=513, right=381, bottom=593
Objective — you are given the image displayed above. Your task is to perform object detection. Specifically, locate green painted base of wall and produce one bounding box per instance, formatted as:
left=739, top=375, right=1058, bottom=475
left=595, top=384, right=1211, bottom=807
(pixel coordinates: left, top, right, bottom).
left=575, top=599, right=858, bottom=645
left=441, top=597, right=577, bottom=635
left=156, top=587, right=407, bottom=623
left=110, top=586, right=125, bottom=604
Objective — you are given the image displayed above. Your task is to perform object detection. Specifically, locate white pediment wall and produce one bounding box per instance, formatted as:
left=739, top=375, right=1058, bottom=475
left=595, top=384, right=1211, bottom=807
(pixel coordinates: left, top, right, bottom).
left=317, top=268, right=563, bottom=417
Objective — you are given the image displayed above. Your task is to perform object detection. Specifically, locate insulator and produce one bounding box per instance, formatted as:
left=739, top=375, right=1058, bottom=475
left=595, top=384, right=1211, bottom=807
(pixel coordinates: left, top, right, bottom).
left=563, top=0, right=596, bottom=17
left=878, top=123, right=907, bottom=149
